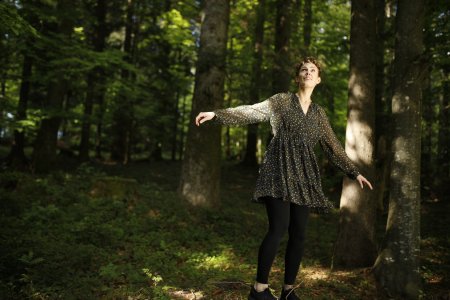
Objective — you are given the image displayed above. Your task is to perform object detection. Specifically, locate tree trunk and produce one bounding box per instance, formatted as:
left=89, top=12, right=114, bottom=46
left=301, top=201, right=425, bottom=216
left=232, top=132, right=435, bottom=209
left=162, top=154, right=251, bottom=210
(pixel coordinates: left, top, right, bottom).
left=436, top=67, right=449, bottom=196
left=32, top=85, right=67, bottom=172
left=377, top=0, right=397, bottom=210
left=171, top=88, right=180, bottom=161
left=290, top=0, right=302, bottom=52
left=225, top=32, right=233, bottom=160
left=0, top=73, right=5, bottom=139
left=373, top=0, right=388, bottom=210
left=110, top=0, right=135, bottom=163
left=178, top=0, right=230, bottom=207
left=420, top=64, right=433, bottom=196
left=79, top=72, right=96, bottom=161
left=79, top=0, right=107, bottom=162
left=272, top=0, right=292, bottom=93
left=8, top=54, right=32, bottom=169
left=178, top=94, right=187, bottom=160
left=95, top=102, right=105, bottom=159
left=303, top=0, right=312, bottom=54
left=225, top=97, right=232, bottom=160
left=332, top=0, right=377, bottom=269
left=243, top=0, right=265, bottom=167
left=32, top=0, right=74, bottom=172
left=373, top=0, right=424, bottom=298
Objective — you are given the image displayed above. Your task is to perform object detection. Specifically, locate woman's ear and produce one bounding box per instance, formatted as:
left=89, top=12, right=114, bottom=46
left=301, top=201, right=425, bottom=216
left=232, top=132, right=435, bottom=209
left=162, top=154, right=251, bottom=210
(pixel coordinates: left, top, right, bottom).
left=316, top=77, right=321, bottom=84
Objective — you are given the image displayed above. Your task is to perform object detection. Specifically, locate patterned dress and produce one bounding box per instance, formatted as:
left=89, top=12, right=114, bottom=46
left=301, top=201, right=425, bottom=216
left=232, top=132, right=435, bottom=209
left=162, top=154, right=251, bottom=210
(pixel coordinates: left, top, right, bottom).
left=214, top=92, right=360, bottom=213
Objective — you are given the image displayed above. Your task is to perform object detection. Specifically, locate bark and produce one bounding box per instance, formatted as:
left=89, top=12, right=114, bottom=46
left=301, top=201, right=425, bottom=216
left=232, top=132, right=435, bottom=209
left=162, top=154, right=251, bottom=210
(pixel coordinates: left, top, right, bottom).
left=0, top=81, right=5, bottom=145
left=290, top=0, right=302, bottom=51
left=332, top=0, right=377, bottom=269
left=178, top=94, right=187, bottom=160
left=436, top=67, right=450, bottom=195
left=377, top=0, right=396, bottom=209
left=110, top=0, right=135, bottom=163
left=32, top=84, right=67, bottom=172
left=171, top=88, right=180, bottom=161
left=178, top=0, right=230, bottom=207
left=79, top=72, right=95, bottom=161
left=302, top=0, right=312, bottom=54
left=272, top=0, right=292, bottom=93
left=243, top=0, right=266, bottom=167
left=79, top=0, right=107, bottom=161
left=95, top=101, right=105, bottom=159
left=225, top=33, right=233, bottom=160
left=420, top=64, right=433, bottom=195
left=373, top=0, right=388, bottom=209
left=151, top=1, right=174, bottom=161
left=8, top=54, right=32, bottom=169
left=373, top=0, right=424, bottom=298
left=225, top=96, right=232, bottom=160
left=32, top=0, right=74, bottom=172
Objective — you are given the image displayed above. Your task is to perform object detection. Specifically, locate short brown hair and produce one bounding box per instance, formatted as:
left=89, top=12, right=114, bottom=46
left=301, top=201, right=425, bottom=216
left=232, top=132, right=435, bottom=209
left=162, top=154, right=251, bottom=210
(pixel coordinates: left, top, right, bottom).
left=294, top=57, right=322, bottom=77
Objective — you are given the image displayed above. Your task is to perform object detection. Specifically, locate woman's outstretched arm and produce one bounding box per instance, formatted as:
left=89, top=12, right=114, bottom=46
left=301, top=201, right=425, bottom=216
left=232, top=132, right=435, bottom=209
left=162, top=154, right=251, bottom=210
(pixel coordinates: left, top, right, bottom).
left=195, top=94, right=281, bottom=127
left=318, top=106, right=373, bottom=190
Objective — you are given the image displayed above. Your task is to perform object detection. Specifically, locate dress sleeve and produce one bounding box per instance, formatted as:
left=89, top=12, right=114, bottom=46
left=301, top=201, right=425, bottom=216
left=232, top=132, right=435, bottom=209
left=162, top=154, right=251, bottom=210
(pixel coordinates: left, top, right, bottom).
left=213, top=94, right=276, bottom=126
left=318, top=107, right=360, bottom=180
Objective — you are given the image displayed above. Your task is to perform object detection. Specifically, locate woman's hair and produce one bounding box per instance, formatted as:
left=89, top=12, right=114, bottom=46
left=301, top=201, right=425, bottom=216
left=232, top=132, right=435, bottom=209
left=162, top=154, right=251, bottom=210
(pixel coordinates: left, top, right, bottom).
left=294, top=57, right=322, bottom=77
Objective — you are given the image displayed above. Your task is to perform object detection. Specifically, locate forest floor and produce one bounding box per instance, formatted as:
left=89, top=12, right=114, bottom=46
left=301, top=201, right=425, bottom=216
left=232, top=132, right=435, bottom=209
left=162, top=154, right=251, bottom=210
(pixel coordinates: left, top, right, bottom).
left=0, top=160, right=448, bottom=299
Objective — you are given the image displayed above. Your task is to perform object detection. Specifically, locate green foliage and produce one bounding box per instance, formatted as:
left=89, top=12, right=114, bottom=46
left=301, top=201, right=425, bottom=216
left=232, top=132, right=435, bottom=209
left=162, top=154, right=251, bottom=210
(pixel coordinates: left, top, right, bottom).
left=0, top=2, right=37, bottom=37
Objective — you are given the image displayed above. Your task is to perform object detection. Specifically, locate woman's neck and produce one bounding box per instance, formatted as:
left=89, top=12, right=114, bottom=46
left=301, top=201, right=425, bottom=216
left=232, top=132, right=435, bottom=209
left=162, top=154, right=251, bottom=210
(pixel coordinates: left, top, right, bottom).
left=296, top=88, right=314, bottom=103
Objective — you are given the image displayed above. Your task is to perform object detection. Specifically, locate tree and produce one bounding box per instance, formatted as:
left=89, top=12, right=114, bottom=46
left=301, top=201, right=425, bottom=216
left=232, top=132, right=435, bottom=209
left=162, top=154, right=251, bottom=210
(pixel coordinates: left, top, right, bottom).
left=272, top=0, right=292, bottom=93
left=178, top=0, right=230, bottom=206
left=32, top=0, right=75, bottom=172
left=79, top=0, right=107, bottom=162
left=437, top=66, right=449, bottom=194
left=373, top=0, right=389, bottom=209
left=3, top=2, right=37, bottom=169
left=110, top=0, right=136, bottom=163
left=373, top=0, right=425, bottom=298
left=8, top=52, right=33, bottom=169
left=303, top=0, right=312, bottom=54
left=332, top=0, right=378, bottom=268
left=420, top=61, right=433, bottom=198
left=242, top=0, right=266, bottom=166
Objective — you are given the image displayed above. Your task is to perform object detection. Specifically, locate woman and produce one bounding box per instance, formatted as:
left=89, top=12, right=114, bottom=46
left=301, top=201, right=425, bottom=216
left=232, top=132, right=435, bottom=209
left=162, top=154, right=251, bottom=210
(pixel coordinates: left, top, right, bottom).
left=195, top=57, right=373, bottom=300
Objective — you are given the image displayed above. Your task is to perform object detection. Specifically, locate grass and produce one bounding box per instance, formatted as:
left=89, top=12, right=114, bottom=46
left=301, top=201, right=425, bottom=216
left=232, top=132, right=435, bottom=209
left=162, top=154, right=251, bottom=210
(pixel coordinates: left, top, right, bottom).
left=0, top=160, right=448, bottom=299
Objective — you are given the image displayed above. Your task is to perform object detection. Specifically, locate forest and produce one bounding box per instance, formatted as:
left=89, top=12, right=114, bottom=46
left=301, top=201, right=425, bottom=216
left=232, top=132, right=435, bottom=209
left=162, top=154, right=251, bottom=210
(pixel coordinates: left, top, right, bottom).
left=0, top=0, right=448, bottom=299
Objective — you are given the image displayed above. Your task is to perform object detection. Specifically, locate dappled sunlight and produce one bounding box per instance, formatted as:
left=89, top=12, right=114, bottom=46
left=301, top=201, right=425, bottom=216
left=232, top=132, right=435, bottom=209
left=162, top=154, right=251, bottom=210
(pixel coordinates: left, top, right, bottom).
left=188, top=247, right=250, bottom=272
left=340, top=184, right=361, bottom=213
left=300, top=267, right=379, bottom=299
left=302, top=266, right=330, bottom=280
left=346, top=118, right=375, bottom=166
left=167, top=289, right=205, bottom=300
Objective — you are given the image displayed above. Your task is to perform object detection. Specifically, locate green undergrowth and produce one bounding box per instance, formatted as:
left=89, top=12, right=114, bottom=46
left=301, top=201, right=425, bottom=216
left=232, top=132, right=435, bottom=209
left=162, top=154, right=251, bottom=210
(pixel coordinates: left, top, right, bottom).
left=0, top=162, right=447, bottom=299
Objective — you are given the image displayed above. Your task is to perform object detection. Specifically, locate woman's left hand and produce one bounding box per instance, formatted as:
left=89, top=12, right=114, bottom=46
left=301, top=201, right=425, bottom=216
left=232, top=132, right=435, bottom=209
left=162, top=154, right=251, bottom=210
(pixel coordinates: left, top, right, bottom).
left=356, top=175, right=373, bottom=190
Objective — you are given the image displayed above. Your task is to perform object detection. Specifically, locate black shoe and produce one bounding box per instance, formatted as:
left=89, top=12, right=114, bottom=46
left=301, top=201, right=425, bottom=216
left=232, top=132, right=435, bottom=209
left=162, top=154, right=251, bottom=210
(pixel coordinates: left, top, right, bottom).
left=248, top=286, right=277, bottom=300
left=279, top=288, right=300, bottom=300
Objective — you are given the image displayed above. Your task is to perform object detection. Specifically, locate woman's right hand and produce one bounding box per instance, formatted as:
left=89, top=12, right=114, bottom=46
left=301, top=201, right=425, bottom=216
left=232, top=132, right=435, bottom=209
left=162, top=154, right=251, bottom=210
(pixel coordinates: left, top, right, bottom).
left=195, top=112, right=215, bottom=126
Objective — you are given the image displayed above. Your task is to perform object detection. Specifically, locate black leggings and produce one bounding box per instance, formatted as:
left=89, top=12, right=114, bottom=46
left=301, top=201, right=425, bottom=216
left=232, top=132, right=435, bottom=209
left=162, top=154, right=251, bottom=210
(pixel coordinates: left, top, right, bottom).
left=256, top=197, right=310, bottom=285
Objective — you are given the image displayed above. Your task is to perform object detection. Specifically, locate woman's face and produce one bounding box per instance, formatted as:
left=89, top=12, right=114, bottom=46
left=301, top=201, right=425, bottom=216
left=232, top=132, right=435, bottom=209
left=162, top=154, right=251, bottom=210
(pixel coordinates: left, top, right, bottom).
left=296, top=62, right=321, bottom=88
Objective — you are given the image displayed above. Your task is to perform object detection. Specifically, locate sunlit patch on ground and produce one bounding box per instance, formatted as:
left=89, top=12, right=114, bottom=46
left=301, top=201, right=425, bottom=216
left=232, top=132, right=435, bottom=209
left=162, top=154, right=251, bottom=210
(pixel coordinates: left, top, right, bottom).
left=188, top=247, right=250, bottom=271
left=302, top=266, right=330, bottom=280
left=168, top=289, right=205, bottom=299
